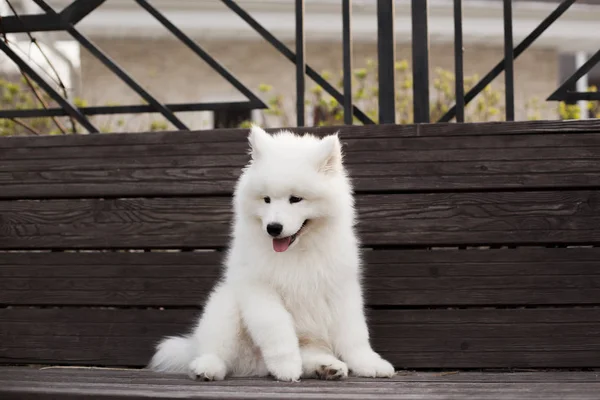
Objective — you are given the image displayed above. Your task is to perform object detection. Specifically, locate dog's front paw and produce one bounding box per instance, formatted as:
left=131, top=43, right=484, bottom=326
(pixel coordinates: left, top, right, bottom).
left=346, top=351, right=395, bottom=378
left=267, top=354, right=303, bottom=382
left=188, top=354, right=227, bottom=381
left=315, top=359, right=349, bottom=380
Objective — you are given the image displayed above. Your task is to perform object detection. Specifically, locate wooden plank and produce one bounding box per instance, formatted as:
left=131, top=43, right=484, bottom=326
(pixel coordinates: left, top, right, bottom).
left=2, top=191, right=600, bottom=249
left=2, top=308, right=600, bottom=369
left=2, top=367, right=600, bottom=384
left=1, top=369, right=600, bottom=400
left=3, top=130, right=600, bottom=198
left=364, top=247, right=600, bottom=306
left=2, top=248, right=600, bottom=307
left=0, top=251, right=222, bottom=307
left=1, top=119, right=599, bottom=150
left=5, top=132, right=600, bottom=162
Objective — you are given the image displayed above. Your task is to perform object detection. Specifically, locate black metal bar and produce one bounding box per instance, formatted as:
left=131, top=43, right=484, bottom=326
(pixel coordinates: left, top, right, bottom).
left=30, top=0, right=188, bottom=130
left=0, top=14, right=63, bottom=33
left=503, top=0, right=515, bottom=121
left=221, top=0, right=374, bottom=125
left=0, top=40, right=98, bottom=133
left=453, top=0, right=464, bottom=123
left=560, top=91, right=600, bottom=102
left=377, top=0, right=395, bottom=124
left=0, top=101, right=262, bottom=118
left=439, top=0, right=576, bottom=122
left=411, top=0, right=430, bottom=123
left=69, top=30, right=188, bottom=130
left=342, top=0, right=353, bottom=125
left=548, top=49, right=600, bottom=101
left=59, top=0, right=106, bottom=24
left=295, top=0, right=305, bottom=127
left=134, top=0, right=266, bottom=109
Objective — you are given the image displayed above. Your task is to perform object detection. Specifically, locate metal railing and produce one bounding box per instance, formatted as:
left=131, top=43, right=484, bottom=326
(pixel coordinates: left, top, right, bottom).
left=0, top=0, right=598, bottom=132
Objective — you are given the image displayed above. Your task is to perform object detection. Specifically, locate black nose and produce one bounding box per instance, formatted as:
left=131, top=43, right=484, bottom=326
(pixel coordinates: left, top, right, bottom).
left=267, top=223, right=283, bottom=237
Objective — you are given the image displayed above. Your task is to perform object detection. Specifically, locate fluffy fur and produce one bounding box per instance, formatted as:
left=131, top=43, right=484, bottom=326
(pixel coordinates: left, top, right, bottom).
left=149, top=126, right=395, bottom=381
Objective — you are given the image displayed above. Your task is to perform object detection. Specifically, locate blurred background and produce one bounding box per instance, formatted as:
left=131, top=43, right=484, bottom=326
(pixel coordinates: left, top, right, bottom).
left=0, top=0, right=599, bottom=135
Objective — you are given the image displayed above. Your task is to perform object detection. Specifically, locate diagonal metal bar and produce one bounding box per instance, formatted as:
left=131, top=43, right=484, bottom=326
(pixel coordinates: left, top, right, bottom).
left=32, top=0, right=188, bottom=130
left=438, top=0, right=576, bottom=122
left=548, top=49, right=600, bottom=101
left=59, top=0, right=106, bottom=25
left=221, top=0, right=374, bottom=125
left=0, top=39, right=98, bottom=132
left=134, top=0, right=266, bottom=110
left=0, top=101, right=260, bottom=118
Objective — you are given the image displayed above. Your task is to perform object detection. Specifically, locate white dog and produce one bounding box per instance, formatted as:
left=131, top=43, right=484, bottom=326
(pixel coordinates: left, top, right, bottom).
left=149, top=126, right=395, bottom=381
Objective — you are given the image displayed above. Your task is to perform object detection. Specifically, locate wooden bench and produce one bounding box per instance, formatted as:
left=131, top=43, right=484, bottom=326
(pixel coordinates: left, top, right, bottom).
left=2, top=119, right=600, bottom=399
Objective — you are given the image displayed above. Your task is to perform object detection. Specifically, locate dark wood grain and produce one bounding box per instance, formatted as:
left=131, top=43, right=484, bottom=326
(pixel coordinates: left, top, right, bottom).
left=3, top=367, right=600, bottom=384
left=1, top=368, right=600, bottom=400
left=3, top=248, right=600, bottom=306
left=3, top=126, right=600, bottom=198
left=2, top=307, right=600, bottom=368
left=1, top=119, right=599, bottom=149
left=2, top=191, right=600, bottom=249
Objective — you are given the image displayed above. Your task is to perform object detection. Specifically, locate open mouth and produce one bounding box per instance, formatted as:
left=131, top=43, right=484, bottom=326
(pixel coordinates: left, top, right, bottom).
left=272, top=220, right=309, bottom=253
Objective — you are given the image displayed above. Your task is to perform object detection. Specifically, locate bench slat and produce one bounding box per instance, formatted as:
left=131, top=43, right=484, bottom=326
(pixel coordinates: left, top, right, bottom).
left=2, top=307, right=600, bottom=368
left=2, top=191, right=600, bottom=249
left=2, top=248, right=600, bottom=307
left=2, top=125, right=600, bottom=199
left=2, top=120, right=599, bottom=150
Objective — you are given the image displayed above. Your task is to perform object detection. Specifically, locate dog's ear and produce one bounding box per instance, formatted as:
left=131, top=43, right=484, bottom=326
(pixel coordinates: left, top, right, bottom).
left=317, top=133, right=343, bottom=174
left=248, top=125, right=270, bottom=160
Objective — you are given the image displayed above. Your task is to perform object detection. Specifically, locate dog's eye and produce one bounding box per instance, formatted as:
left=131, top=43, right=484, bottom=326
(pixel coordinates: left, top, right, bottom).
left=289, top=196, right=303, bottom=204
left=264, top=196, right=271, bottom=204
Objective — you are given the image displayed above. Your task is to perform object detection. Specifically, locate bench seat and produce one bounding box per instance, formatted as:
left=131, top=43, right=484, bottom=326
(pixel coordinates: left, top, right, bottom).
left=3, top=120, right=600, bottom=399
left=2, top=367, right=600, bottom=400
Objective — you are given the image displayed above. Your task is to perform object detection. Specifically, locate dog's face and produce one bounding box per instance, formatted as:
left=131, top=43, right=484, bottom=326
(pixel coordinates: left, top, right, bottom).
left=236, top=126, right=345, bottom=252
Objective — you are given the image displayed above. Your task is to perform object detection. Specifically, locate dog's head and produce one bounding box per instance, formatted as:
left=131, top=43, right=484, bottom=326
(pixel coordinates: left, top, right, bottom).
left=234, top=126, right=352, bottom=253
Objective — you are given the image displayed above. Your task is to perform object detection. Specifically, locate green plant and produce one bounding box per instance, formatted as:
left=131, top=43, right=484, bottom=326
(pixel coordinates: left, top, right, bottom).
left=557, top=85, right=600, bottom=120
left=243, top=61, right=508, bottom=128
left=0, top=76, right=173, bottom=136
left=243, top=60, right=599, bottom=128
left=0, top=77, right=57, bottom=136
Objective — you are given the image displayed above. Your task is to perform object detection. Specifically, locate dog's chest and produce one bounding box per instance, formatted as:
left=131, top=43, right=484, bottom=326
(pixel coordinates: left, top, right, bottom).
left=272, top=269, right=341, bottom=332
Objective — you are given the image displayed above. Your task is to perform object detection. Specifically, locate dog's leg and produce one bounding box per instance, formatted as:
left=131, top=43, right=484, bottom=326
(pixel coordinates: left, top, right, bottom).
left=332, top=279, right=396, bottom=378
left=238, top=282, right=302, bottom=382
left=187, top=284, right=241, bottom=381
left=300, top=344, right=348, bottom=380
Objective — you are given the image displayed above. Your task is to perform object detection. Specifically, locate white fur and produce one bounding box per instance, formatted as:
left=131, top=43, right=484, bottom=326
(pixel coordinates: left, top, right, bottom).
left=149, top=126, right=395, bottom=381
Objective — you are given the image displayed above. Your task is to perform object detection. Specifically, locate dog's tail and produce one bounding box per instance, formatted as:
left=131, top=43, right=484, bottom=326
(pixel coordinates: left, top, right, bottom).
left=148, top=335, right=195, bottom=373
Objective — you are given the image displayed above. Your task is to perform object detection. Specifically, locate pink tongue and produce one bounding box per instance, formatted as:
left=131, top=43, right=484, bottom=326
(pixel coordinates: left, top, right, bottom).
left=273, top=237, right=292, bottom=252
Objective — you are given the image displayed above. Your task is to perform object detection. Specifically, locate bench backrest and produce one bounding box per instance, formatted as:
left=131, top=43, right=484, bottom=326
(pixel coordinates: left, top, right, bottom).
left=2, top=120, right=600, bottom=369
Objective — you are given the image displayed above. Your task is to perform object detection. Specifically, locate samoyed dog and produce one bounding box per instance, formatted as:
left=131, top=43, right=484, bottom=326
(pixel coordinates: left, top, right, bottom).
left=149, top=126, right=395, bottom=381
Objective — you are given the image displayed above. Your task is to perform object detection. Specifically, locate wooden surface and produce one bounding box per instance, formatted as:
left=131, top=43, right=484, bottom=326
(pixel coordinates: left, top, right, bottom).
left=2, top=119, right=599, bottom=149
left=2, top=120, right=600, bottom=198
left=3, top=119, right=600, bottom=372
left=1, top=367, right=600, bottom=400
left=3, top=191, right=600, bottom=249
left=3, top=248, right=600, bottom=307
left=2, top=307, right=600, bottom=368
